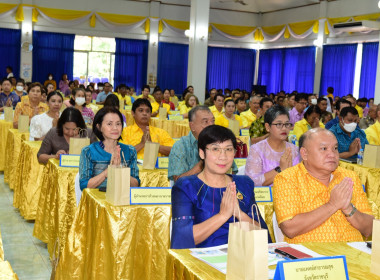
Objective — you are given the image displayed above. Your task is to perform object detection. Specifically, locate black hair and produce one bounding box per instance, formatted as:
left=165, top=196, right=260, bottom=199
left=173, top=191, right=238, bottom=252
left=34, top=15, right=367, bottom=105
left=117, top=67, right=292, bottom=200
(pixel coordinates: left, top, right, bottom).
left=188, top=106, right=211, bottom=122
left=118, top=84, right=127, bottom=90
left=198, top=125, right=237, bottom=153
left=142, top=84, right=150, bottom=92
left=56, top=107, right=86, bottom=137
left=153, top=87, right=162, bottom=94
left=1, top=78, right=11, bottom=85
left=6, top=66, right=12, bottom=71
left=69, top=88, right=86, bottom=106
left=340, top=106, right=359, bottom=118
left=61, top=73, right=67, bottom=80
left=358, top=97, right=368, bottom=104
left=224, top=99, right=235, bottom=107
left=132, top=98, right=152, bottom=113
left=295, top=93, right=308, bottom=103
left=47, top=73, right=54, bottom=78
left=264, top=105, right=289, bottom=125
left=336, top=99, right=351, bottom=111
left=260, top=97, right=274, bottom=108
left=97, top=82, right=104, bottom=87
left=69, top=81, right=75, bottom=87
left=45, top=82, right=54, bottom=88
left=317, top=97, right=327, bottom=104
left=16, top=79, right=25, bottom=85
left=304, top=105, right=322, bottom=120
left=327, top=87, right=334, bottom=94
left=27, top=82, right=43, bottom=94
left=93, top=107, right=124, bottom=141
left=235, top=97, right=246, bottom=105
left=104, top=94, right=120, bottom=108
left=47, top=91, right=63, bottom=102
left=214, top=93, right=225, bottom=101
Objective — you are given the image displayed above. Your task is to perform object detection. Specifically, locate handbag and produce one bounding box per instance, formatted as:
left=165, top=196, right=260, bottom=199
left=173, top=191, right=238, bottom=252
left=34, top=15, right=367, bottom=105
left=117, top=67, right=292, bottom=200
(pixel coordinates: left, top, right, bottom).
left=69, top=128, right=90, bottom=155
left=235, top=138, right=248, bottom=158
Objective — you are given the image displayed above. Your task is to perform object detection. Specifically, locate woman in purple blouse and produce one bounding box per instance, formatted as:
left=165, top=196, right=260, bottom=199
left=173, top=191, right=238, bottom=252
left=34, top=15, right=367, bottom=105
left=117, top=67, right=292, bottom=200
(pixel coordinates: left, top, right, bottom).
left=245, top=105, right=300, bottom=186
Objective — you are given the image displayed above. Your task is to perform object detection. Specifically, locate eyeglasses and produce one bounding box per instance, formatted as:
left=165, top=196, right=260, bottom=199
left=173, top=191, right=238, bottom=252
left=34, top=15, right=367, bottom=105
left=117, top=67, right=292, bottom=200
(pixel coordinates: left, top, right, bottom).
left=206, top=147, right=236, bottom=155
left=271, top=123, right=293, bottom=129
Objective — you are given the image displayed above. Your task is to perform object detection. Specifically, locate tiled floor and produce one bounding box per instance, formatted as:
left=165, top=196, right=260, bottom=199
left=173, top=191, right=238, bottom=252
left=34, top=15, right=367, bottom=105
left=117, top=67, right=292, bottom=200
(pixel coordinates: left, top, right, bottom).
left=0, top=173, right=51, bottom=280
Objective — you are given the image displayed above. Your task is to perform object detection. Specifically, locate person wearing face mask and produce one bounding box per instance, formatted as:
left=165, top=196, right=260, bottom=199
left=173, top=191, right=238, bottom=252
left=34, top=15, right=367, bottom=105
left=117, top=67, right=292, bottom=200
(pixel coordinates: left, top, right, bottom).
left=12, top=79, right=28, bottom=102
left=44, top=73, right=57, bottom=90
left=69, top=88, right=95, bottom=125
left=329, top=107, right=368, bottom=159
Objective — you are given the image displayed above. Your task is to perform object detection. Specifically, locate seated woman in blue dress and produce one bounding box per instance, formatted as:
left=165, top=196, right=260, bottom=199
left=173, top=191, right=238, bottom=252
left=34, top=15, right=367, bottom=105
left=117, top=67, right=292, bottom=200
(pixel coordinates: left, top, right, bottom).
left=79, top=107, right=140, bottom=190
left=171, top=125, right=271, bottom=249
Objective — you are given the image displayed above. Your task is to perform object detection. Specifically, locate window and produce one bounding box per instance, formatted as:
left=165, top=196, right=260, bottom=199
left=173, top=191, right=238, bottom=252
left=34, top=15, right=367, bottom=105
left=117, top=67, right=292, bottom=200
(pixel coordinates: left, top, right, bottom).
left=73, top=36, right=116, bottom=87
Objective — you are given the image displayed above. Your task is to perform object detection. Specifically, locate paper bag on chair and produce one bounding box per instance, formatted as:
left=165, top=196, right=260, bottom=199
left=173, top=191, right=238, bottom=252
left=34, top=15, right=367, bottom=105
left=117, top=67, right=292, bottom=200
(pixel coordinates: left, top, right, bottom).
left=18, top=115, right=29, bottom=133
left=228, top=119, right=240, bottom=136
left=159, top=107, right=167, bottom=120
left=4, top=106, right=13, bottom=122
left=226, top=204, right=268, bottom=280
left=106, top=165, right=131, bottom=206
left=363, top=144, right=380, bottom=168
left=142, top=141, right=160, bottom=170
left=371, top=219, right=380, bottom=276
left=69, top=137, right=90, bottom=154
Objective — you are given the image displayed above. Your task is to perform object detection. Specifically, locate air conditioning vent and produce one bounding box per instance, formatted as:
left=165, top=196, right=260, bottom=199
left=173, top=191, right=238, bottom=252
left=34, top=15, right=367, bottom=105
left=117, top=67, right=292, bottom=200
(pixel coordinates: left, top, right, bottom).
left=333, top=20, right=380, bottom=32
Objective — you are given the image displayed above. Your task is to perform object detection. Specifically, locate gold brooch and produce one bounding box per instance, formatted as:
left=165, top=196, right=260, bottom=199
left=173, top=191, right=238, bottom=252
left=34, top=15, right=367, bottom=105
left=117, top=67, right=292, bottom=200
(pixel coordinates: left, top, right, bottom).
left=237, top=192, right=243, bottom=200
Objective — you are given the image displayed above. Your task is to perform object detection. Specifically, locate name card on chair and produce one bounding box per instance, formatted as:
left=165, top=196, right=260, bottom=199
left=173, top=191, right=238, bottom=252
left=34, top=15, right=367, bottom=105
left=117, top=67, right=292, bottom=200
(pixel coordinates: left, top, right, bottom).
left=130, top=187, right=171, bottom=205
left=124, top=105, right=132, bottom=111
left=170, top=110, right=180, bottom=115
left=274, top=256, right=349, bottom=280
left=234, top=158, right=247, bottom=168
left=155, top=157, right=169, bottom=169
left=240, top=129, right=249, bottom=136
left=168, top=115, right=184, bottom=121
left=59, top=154, right=80, bottom=167
left=254, top=186, right=272, bottom=202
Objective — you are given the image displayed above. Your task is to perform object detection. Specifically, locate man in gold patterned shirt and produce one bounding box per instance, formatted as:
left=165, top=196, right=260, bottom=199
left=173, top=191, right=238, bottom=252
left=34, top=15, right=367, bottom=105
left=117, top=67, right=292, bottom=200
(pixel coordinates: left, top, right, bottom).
left=273, top=128, right=374, bottom=243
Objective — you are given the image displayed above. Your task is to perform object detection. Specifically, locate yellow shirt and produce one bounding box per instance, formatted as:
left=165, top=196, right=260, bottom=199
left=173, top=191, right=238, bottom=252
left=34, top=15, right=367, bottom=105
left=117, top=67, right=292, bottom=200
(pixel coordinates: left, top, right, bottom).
left=115, top=93, right=132, bottom=106
left=209, top=105, right=224, bottom=119
left=179, top=105, right=192, bottom=115
left=87, top=103, right=99, bottom=114
left=120, top=123, right=175, bottom=159
left=292, top=119, right=325, bottom=140
left=355, top=105, right=364, bottom=118
left=215, top=114, right=243, bottom=128
left=365, top=121, right=380, bottom=145
left=136, top=95, right=155, bottom=103
left=273, top=163, right=373, bottom=243
left=170, top=96, right=179, bottom=107
left=240, top=109, right=257, bottom=128
left=151, top=102, right=171, bottom=115
left=13, top=101, right=48, bottom=123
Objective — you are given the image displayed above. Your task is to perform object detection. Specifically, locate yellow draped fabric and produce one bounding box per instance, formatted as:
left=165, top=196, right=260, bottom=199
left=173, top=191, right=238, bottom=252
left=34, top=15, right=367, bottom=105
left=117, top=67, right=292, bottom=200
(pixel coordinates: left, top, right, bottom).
left=140, top=167, right=170, bottom=187
left=145, top=18, right=150, bottom=33
left=150, top=118, right=189, bottom=138
left=174, top=123, right=190, bottom=138
left=33, top=159, right=78, bottom=258
left=12, top=141, right=44, bottom=220
left=211, top=23, right=255, bottom=36
left=254, top=29, right=264, bottom=41
left=0, top=120, right=13, bottom=171
left=0, top=3, right=17, bottom=14
left=0, top=261, right=18, bottom=280
left=56, top=189, right=171, bottom=280
left=262, top=24, right=286, bottom=36
left=15, top=5, right=23, bottom=22
left=158, top=20, right=164, bottom=33
left=288, top=20, right=318, bottom=35
left=3, top=129, right=29, bottom=189
left=96, top=12, right=146, bottom=25
left=32, top=8, right=39, bottom=22
left=339, top=161, right=380, bottom=219
left=167, top=243, right=380, bottom=280
left=89, top=13, right=96, bottom=27
left=36, top=7, right=91, bottom=21
left=163, top=19, right=190, bottom=30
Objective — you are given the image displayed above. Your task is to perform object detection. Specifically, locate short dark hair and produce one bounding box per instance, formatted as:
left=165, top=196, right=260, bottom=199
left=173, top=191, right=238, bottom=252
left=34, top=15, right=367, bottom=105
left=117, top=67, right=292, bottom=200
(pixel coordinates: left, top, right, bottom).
left=104, top=94, right=120, bottom=108
left=235, top=97, right=246, bottom=105
left=264, top=105, right=289, bottom=125
left=132, top=98, right=152, bottom=113
left=260, top=97, right=274, bottom=108
left=56, top=107, right=86, bottom=137
left=6, top=66, right=12, bottom=71
left=69, top=88, right=86, bottom=106
left=153, top=87, right=162, bottom=94
left=47, top=91, right=63, bottom=102
left=47, top=73, right=54, bottom=78
left=16, top=79, right=25, bottom=85
left=224, top=99, right=235, bottom=107
left=304, top=105, right=322, bottom=120
left=336, top=99, right=351, bottom=111
left=340, top=106, right=359, bottom=118
left=198, top=125, right=237, bottom=153
left=327, top=87, right=334, bottom=94
left=69, top=81, right=75, bottom=87
left=317, top=97, right=327, bottom=104
left=1, top=78, right=11, bottom=85
left=358, top=97, right=368, bottom=104
left=142, top=85, right=150, bottom=92
left=188, top=105, right=211, bottom=122
left=214, top=93, right=225, bottom=101
left=27, top=82, right=43, bottom=94
left=93, top=107, right=124, bottom=141
left=295, top=93, right=308, bottom=103
left=118, top=84, right=127, bottom=90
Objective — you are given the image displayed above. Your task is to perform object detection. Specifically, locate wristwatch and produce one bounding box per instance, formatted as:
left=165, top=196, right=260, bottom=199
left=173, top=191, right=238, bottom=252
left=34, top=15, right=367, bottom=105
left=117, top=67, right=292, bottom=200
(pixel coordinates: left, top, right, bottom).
left=274, top=166, right=282, bottom=173
left=343, top=203, right=357, bottom=217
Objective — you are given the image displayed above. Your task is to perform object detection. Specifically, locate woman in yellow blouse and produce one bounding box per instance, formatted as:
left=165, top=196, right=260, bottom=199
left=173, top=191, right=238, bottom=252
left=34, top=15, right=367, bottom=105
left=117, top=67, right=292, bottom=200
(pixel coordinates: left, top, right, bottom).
left=13, top=82, right=49, bottom=128
left=43, top=73, right=57, bottom=90
left=215, top=99, right=243, bottom=129
left=292, top=105, right=324, bottom=140
left=180, top=94, right=199, bottom=118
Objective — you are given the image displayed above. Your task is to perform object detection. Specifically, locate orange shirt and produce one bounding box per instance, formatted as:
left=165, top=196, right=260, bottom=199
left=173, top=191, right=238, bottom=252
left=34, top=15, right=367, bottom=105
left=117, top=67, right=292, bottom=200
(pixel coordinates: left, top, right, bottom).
left=13, top=101, right=48, bottom=123
left=273, top=162, right=372, bottom=243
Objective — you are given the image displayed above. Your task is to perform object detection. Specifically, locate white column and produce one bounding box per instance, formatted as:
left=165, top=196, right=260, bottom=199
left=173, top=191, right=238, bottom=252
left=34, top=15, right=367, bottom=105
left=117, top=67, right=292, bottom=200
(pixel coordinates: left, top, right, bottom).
left=374, top=32, right=380, bottom=104
left=353, top=43, right=363, bottom=99
left=20, top=7, right=33, bottom=82
left=313, top=18, right=326, bottom=96
left=146, top=2, right=160, bottom=90
left=253, top=49, right=260, bottom=85
left=187, top=0, right=210, bottom=104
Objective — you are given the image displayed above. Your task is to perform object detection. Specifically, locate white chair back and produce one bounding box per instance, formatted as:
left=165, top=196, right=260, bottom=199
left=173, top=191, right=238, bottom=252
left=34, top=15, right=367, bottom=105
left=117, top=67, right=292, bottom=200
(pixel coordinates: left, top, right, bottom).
left=74, top=172, right=82, bottom=206
left=237, top=165, right=246, bottom=175
left=273, top=211, right=284, bottom=242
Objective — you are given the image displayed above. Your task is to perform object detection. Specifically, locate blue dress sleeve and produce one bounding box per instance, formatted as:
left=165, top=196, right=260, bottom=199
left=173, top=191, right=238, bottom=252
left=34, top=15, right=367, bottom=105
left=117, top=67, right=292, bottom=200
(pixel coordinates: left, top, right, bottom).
left=79, top=146, right=93, bottom=190
left=122, top=144, right=140, bottom=186
left=171, top=178, right=196, bottom=249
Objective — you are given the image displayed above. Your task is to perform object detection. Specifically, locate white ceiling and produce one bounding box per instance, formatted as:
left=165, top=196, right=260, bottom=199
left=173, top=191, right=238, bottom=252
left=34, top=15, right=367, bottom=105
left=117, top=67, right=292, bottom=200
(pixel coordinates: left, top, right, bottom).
left=132, top=0, right=337, bottom=13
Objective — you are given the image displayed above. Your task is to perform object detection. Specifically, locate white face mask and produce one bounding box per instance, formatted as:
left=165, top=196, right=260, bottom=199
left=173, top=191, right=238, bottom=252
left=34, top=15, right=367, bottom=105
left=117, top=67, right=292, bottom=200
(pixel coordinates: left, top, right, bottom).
left=98, top=87, right=104, bottom=91
left=311, top=98, right=317, bottom=105
left=16, top=86, right=24, bottom=92
left=342, top=121, right=357, bottom=133
left=49, top=76, right=53, bottom=80
left=75, top=97, right=86, bottom=106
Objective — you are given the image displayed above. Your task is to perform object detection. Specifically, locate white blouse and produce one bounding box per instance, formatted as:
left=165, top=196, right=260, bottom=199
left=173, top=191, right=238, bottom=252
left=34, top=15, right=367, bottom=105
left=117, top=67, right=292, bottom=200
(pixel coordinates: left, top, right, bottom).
left=29, top=112, right=54, bottom=140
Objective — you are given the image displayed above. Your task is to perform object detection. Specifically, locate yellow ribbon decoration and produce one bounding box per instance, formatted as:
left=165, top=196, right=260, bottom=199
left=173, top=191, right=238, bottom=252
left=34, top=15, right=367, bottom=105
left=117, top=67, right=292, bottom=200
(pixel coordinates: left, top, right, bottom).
left=262, top=24, right=286, bottom=36
left=162, top=19, right=190, bottom=31
left=211, top=23, right=255, bottom=37
left=90, top=14, right=96, bottom=28
left=96, top=12, right=146, bottom=25
left=145, top=18, right=150, bottom=33
left=284, top=26, right=290, bottom=38
left=0, top=3, right=17, bottom=14
left=32, top=8, right=39, bottom=23
left=254, top=29, right=264, bottom=42
left=15, top=5, right=24, bottom=22
left=38, top=7, right=91, bottom=20
left=288, top=20, right=318, bottom=35
left=158, top=20, right=163, bottom=33
left=312, top=20, right=319, bottom=33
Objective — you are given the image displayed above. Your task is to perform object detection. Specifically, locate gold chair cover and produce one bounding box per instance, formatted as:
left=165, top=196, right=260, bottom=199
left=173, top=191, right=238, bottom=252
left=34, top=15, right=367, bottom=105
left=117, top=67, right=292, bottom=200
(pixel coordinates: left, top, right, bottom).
left=0, top=120, right=13, bottom=171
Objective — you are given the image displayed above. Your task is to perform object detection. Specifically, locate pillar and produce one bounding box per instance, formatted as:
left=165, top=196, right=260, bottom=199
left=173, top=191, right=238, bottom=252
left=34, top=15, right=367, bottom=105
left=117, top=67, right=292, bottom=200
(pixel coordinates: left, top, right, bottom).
left=146, top=2, right=160, bottom=91
left=20, top=7, right=33, bottom=82
left=374, top=32, right=380, bottom=104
